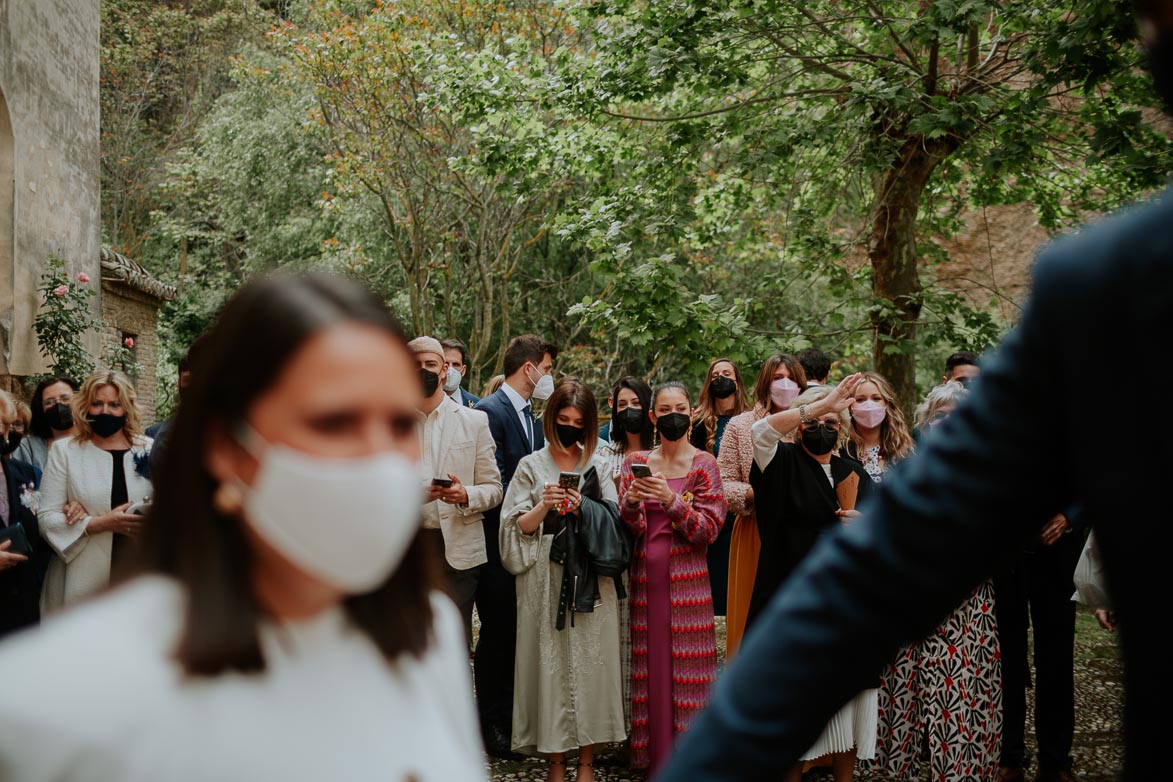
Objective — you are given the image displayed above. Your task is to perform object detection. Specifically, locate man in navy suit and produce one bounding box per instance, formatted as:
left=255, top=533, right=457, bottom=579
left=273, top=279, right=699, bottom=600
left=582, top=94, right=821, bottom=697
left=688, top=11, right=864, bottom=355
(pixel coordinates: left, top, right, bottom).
left=657, top=4, right=1173, bottom=780
left=0, top=391, right=48, bottom=639
left=473, top=333, right=557, bottom=758
left=441, top=338, right=481, bottom=408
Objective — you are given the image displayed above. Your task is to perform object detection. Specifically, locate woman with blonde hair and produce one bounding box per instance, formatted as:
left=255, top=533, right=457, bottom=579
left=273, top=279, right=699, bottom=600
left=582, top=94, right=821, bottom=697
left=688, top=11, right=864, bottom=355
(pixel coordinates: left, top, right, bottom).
left=845, top=371, right=914, bottom=482
left=748, top=377, right=877, bottom=782
left=37, top=370, right=153, bottom=612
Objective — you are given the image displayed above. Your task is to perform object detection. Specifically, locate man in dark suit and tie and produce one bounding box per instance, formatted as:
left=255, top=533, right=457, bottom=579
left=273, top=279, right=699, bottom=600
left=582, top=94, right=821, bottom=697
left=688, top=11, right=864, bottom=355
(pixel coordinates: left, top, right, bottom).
left=0, top=391, right=49, bottom=640
left=657, top=4, right=1173, bottom=780
left=441, top=338, right=482, bottom=408
left=473, top=333, right=557, bottom=758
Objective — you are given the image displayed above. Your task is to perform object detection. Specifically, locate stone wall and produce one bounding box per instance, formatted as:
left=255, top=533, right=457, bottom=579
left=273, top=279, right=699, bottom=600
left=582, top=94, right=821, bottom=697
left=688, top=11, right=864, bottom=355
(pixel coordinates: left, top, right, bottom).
left=0, top=0, right=101, bottom=381
left=100, top=281, right=162, bottom=424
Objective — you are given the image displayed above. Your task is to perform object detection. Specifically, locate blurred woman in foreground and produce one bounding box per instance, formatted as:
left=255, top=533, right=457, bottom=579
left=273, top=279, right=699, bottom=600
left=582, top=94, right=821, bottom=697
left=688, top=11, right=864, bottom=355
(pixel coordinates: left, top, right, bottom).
left=0, top=273, right=486, bottom=781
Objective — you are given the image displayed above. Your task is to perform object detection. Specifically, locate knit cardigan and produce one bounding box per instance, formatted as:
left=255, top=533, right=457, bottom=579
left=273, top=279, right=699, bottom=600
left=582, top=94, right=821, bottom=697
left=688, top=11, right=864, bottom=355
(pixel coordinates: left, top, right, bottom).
left=716, top=406, right=770, bottom=517
left=618, top=449, right=727, bottom=769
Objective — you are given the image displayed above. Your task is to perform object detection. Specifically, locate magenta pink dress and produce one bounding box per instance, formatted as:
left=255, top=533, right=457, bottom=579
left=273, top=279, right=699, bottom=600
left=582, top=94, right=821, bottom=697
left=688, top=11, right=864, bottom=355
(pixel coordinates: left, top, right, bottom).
left=645, top=477, right=687, bottom=774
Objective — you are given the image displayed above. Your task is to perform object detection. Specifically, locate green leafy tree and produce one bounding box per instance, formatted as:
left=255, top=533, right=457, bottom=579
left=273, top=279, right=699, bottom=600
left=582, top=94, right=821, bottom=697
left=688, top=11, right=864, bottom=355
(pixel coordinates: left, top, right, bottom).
left=564, top=0, right=1173, bottom=405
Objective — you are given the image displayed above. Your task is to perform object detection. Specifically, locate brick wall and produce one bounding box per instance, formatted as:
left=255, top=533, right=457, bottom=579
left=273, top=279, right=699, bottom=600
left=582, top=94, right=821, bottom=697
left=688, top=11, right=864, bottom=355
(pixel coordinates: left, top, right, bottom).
left=99, top=280, right=162, bottom=425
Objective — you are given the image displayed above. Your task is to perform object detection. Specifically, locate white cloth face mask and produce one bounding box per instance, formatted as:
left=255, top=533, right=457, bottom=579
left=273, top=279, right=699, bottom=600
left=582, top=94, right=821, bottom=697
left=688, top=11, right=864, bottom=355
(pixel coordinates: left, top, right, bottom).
left=443, top=366, right=463, bottom=393
left=851, top=400, right=888, bottom=429
left=235, top=425, right=424, bottom=594
left=770, top=378, right=801, bottom=410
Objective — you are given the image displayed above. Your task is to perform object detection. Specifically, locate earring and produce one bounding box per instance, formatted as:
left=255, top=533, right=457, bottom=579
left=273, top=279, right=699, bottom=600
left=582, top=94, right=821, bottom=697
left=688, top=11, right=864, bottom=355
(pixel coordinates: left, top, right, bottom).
left=212, top=482, right=243, bottom=516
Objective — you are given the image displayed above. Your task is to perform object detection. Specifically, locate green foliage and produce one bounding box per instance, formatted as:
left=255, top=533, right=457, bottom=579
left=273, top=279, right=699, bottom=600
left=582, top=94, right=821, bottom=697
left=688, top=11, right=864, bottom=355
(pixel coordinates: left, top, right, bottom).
left=32, top=259, right=98, bottom=383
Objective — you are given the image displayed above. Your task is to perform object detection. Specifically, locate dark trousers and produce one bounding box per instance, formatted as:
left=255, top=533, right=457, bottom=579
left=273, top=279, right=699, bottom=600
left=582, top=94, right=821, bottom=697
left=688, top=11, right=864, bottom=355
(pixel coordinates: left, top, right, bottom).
left=421, top=529, right=480, bottom=644
left=473, top=510, right=517, bottom=741
left=993, top=532, right=1082, bottom=773
left=706, top=511, right=734, bottom=616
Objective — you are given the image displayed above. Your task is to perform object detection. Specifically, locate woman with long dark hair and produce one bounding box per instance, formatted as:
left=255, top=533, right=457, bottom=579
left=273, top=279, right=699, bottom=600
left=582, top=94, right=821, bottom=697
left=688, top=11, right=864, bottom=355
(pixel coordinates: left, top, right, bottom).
left=620, top=382, right=727, bottom=775
left=717, top=353, right=807, bottom=656
left=0, top=273, right=486, bottom=780
left=13, top=376, right=79, bottom=470
left=599, top=376, right=653, bottom=491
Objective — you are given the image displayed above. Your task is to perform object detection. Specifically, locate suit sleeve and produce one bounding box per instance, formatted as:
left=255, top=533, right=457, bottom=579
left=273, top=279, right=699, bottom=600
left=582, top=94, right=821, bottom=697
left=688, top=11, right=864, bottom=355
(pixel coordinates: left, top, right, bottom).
left=458, top=411, right=502, bottom=515
left=657, top=248, right=1076, bottom=781
left=477, top=400, right=508, bottom=485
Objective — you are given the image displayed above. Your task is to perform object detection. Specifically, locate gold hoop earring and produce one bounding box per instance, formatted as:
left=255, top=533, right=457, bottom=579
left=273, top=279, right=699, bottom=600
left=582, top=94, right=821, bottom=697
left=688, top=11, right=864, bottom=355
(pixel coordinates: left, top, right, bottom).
left=213, top=482, right=244, bottom=516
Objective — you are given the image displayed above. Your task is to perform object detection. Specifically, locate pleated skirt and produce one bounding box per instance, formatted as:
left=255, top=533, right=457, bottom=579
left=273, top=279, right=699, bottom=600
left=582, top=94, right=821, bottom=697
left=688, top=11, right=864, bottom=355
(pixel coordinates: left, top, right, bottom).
left=800, top=688, right=879, bottom=761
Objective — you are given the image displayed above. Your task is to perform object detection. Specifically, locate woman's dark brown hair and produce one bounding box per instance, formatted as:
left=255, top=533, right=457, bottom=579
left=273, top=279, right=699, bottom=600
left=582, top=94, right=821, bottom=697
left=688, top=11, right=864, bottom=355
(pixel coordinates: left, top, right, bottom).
left=752, top=354, right=809, bottom=411
left=131, top=272, right=441, bottom=676
left=27, top=376, right=80, bottom=439
left=542, top=379, right=599, bottom=467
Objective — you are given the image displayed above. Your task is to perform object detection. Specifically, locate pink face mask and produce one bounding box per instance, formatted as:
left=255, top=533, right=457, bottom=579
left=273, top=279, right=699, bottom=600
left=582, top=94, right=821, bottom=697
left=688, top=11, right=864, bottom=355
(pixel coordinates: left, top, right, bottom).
left=770, top=378, right=801, bottom=410
left=852, top=400, right=887, bottom=429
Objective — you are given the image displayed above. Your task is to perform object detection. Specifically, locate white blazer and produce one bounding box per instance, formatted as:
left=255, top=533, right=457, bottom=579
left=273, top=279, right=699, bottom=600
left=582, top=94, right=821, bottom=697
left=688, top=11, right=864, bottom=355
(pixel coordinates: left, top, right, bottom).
left=425, top=395, right=502, bottom=570
left=37, top=435, right=153, bottom=613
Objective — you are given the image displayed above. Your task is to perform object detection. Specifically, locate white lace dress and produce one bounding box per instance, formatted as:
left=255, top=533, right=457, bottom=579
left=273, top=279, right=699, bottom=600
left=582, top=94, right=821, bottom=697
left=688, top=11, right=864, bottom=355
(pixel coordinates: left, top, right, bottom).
left=499, top=448, right=627, bottom=756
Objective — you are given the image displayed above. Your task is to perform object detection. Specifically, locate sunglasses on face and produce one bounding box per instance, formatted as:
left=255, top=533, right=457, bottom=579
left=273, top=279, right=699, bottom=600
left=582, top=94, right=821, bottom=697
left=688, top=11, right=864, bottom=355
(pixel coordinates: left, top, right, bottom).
left=802, top=419, right=841, bottom=432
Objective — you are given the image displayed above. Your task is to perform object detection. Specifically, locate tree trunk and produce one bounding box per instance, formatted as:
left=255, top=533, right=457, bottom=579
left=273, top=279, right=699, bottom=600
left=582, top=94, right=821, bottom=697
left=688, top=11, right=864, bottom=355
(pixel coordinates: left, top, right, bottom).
left=868, top=136, right=957, bottom=411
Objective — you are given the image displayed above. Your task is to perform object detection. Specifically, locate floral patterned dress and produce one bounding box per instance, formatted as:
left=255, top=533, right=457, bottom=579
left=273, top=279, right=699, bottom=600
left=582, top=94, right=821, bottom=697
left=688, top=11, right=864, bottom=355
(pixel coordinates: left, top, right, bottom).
left=869, top=444, right=1002, bottom=780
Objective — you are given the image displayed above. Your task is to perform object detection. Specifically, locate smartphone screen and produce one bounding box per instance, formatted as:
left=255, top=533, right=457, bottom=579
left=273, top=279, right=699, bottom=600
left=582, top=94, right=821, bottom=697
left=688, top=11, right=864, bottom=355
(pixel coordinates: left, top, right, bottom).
left=431, top=477, right=454, bottom=488
left=558, top=472, right=579, bottom=490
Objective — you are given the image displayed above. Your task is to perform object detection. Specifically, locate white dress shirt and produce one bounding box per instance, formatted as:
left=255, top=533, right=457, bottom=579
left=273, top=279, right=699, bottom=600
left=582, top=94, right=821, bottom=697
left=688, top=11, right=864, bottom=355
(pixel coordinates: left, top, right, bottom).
left=751, top=416, right=788, bottom=471
left=500, top=380, right=534, bottom=446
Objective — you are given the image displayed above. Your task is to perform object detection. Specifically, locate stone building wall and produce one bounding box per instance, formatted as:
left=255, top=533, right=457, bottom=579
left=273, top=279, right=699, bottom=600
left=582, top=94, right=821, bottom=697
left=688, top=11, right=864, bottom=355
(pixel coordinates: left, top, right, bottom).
left=99, top=282, right=162, bottom=424
left=0, top=0, right=101, bottom=383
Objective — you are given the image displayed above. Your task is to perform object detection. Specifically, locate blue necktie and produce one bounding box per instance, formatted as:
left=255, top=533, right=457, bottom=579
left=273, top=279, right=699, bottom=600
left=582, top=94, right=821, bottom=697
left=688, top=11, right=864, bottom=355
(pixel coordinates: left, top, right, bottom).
left=523, top=404, right=534, bottom=449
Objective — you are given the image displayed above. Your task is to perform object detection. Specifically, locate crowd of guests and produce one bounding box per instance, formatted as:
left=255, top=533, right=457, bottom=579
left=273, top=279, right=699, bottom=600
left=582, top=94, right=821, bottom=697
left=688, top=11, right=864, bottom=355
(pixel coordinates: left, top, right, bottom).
left=0, top=273, right=1091, bottom=782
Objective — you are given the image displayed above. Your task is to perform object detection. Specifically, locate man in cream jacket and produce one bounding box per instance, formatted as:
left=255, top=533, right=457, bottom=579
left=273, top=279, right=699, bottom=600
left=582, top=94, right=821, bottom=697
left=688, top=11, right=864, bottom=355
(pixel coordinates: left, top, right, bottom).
left=410, top=336, right=502, bottom=641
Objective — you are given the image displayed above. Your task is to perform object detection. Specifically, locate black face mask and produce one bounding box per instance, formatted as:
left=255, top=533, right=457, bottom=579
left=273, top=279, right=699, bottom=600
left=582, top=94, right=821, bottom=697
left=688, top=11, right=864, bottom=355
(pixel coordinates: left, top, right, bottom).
left=709, top=375, right=737, bottom=400
left=0, top=430, right=21, bottom=456
left=419, top=368, right=440, bottom=398
left=801, top=423, right=839, bottom=456
left=614, top=408, right=645, bottom=436
left=555, top=423, right=586, bottom=447
left=655, top=412, right=691, bottom=442
left=1148, top=29, right=1173, bottom=113
left=88, top=414, right=126, bottom=439
left=45, top=403, right=73, bottom=431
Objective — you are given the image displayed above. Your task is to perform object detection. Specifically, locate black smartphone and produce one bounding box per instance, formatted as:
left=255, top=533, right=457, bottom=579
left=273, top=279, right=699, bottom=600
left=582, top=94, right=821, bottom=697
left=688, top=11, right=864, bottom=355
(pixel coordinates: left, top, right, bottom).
left=558, top=472, right=580, bottom=490
left=630, top=463, right=653, bottom=479
left=431, top=477, right=454, bottom=488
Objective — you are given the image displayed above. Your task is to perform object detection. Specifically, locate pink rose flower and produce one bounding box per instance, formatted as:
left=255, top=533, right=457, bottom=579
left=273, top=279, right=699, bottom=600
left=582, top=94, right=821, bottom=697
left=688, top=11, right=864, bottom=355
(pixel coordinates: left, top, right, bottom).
left=124, top=337, right=135, bottom=349
left=77, top=273, right=91, bottom=283
left=52, top=284, right=69, bottom=297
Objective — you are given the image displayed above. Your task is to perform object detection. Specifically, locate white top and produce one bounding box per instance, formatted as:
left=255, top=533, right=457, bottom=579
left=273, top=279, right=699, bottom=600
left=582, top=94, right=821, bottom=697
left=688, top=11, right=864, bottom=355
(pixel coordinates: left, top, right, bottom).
left=751, top=416, right=787, bottom=471
left=0, top=577, right=488, bottom=782
left=499, top=381, right=534, bottom=444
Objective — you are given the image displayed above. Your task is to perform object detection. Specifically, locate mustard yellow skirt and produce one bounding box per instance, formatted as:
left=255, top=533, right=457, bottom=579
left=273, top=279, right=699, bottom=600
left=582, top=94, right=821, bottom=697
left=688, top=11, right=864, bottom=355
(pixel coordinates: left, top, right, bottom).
left=724, top=512, right=760, bottom=659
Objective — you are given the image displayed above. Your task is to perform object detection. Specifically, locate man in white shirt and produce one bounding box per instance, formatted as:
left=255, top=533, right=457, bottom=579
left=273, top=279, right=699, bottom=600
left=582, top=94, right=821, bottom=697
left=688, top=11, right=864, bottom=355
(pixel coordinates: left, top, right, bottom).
left=409, top=337, right=502, bottom=641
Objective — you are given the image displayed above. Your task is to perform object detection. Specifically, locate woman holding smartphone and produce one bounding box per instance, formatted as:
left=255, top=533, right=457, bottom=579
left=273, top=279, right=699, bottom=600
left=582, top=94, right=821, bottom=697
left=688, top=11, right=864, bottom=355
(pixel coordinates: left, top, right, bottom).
left=499, top=379, right=626, bottom=782
left=619, top=382, right=727, bottom=775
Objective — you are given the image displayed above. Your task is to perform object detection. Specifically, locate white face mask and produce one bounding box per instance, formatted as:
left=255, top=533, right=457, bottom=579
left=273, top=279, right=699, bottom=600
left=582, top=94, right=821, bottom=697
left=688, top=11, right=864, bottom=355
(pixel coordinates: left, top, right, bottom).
left=443, top=366, right=463, bottom=394
left=235, top=426, right=424, bottom=594
left=527, top=365, right=555, bottom=401
left=770, top=377, right=801, bottom=410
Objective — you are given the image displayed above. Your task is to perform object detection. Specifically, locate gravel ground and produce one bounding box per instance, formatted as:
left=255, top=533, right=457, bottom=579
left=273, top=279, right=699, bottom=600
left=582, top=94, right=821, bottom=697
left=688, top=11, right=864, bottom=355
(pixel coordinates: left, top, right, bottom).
left=481, top=607, right=1124, bottom=781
